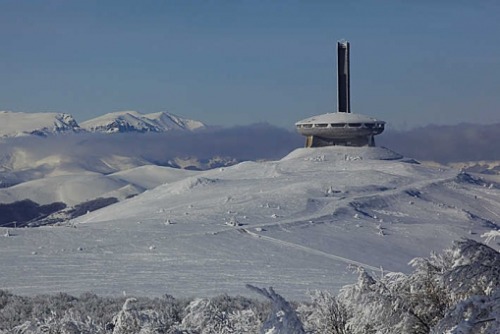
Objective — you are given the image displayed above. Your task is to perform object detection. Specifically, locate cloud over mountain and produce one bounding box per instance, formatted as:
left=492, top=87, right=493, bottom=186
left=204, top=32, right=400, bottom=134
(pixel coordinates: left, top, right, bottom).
left=378, top=123, right=500, bottom=163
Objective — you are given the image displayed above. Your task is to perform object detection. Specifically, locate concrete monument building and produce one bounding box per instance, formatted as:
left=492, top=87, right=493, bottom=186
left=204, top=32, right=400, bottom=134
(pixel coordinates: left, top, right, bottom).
left=296, top=41, right=385, bottom=147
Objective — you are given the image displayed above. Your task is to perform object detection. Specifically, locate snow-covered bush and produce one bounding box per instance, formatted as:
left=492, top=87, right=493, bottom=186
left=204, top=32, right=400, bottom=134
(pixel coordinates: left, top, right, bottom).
left=431, top=288, right=500, bottom=334
left=444, top=239, right=499, bottom=300
left=338, top=239, right=499, bottom=334
left=179, top=294, right=262, bottom=333
left=0, top=239, right=498, bottom=333
left=298, top=290, right=349, bottom=334
left=0, top=291, right=184, bottom=332
left=481, top=229, right=500, bottom=245
left=0, top=291, right=36, bottom=331
left=247, top=285, right=305, bottom=334
left=10, top=310, right=103, bottom=334
left=111, top=298, right=166, bottom=334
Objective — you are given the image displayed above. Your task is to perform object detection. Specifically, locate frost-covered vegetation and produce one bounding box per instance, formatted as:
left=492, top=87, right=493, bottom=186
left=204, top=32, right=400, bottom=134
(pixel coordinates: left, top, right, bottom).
left=0, top=239, right=498, bottom=333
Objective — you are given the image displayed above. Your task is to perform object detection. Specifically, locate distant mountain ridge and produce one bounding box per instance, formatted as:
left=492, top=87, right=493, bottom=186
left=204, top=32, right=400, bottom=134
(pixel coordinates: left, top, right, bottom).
left=0, top=111, right=80, bottom=137
left=0, top=110, right=205, bottom=137
left=80, top=111, right=206, bottom=133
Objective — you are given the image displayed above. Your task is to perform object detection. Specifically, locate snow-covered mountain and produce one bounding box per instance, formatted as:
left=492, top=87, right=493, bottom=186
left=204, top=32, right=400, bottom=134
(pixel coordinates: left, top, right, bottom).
left=0, top=110, right=206, bottom=137
left=80, top=111, right=206, bottom=133
left=0, top=111, right=80, bottom=137
left=0, top=146, right=498, bottom=300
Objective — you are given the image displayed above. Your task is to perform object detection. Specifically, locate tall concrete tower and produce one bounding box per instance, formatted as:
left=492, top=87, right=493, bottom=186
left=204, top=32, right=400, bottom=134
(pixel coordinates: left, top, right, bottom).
left=337, top=41, right=350, bottom=114
left=295, top=40, right=385, bottom=147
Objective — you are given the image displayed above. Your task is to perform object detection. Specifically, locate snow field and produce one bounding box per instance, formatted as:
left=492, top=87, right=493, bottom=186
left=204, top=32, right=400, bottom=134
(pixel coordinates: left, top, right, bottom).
left=0, top=146, right=498, bottom=300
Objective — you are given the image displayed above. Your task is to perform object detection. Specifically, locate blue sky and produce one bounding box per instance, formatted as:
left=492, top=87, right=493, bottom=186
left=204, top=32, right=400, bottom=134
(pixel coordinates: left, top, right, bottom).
left=1, top=0, right=499, bottom=129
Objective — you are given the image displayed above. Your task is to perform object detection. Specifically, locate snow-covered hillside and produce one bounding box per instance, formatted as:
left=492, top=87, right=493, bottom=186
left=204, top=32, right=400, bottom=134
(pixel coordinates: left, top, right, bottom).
left=0, top=165, right=196, bottom=206
left=0, top=134, right=238, bottom=225
left=0, top=111, right=80, bottom=137
left=449, top=160, right=500, bottom=175
left=0, top=111, right=211, bottom=224
left=0, top=146, right=498, bottom=300
left=422, top=160, right=500, bottom=175
left=80, top=111, right=206, bottom=133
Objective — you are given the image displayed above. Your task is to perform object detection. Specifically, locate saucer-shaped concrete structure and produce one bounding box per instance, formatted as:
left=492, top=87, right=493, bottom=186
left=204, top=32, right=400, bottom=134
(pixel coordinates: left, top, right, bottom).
left=296, top=41, right=385, bottom=147
left=296, top=112, right=385, bottom=147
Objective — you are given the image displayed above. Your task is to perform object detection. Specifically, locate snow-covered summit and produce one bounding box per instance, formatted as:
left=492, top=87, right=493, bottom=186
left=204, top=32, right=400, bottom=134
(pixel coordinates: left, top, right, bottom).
left=80, top=111, right=206, bottom=134
left=0, top=111, right=80, bottom=137
left=0, top=110, right=206, bottom=137
left=1, top=145, right=498, bottom=300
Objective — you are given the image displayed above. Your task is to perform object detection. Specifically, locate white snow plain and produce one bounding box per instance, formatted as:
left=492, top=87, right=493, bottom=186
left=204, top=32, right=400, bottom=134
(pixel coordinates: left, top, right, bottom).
left=0, top=146, right=498, bottom=300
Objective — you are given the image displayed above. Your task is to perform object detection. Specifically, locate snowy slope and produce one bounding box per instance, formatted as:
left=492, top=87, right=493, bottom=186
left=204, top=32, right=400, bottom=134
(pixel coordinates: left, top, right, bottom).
left=448, top=160, right=500, bottom=175
left=0, top=146, right=498, bottom=300
left=80, top=111, right=205, bottom=133
left=0, top=165, right=196, bottom=205
left=0, top=130, right=233, bottom=223
left=145, top=111, right=206, bottom=131
left=0, top=111, right=80, bottom=137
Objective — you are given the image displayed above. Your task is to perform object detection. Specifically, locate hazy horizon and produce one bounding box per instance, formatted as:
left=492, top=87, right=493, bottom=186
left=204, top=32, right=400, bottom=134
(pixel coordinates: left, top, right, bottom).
left=1, top=120, right=499, bottom=164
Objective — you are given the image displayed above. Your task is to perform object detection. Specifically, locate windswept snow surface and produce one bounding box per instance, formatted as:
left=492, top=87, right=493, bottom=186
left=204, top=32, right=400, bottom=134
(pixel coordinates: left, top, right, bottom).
left=0, top=147, right=499, bottom=300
